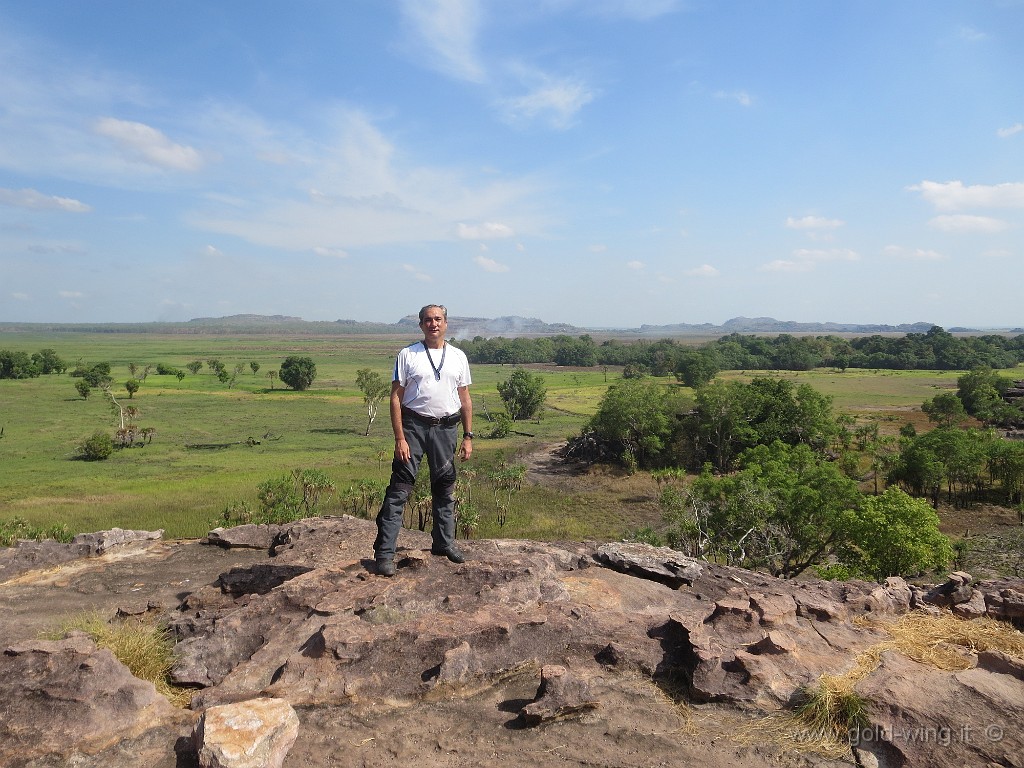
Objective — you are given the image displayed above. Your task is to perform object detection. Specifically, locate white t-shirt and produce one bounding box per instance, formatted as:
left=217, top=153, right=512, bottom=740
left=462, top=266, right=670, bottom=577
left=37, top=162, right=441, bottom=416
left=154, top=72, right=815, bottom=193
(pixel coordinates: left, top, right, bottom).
left=393, top=341, right=472, bottom=418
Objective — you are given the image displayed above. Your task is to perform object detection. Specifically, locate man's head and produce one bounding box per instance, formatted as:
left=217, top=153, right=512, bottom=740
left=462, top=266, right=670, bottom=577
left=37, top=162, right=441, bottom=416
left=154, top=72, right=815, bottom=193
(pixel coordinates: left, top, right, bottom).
left=418, top=304, right=447, bottom=323
left=418, top=304, right=448, bottom=347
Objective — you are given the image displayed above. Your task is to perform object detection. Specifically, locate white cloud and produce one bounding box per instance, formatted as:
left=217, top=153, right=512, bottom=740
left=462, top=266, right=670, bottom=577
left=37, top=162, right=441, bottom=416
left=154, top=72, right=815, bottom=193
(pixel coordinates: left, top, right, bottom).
left=191, top=110, right=549, bottom=251
left=626, top=260, right=644, bottom=270
left=313, top=246, right=348, bottom=259
left=997, top=123, right=1024, bottom=139
left=403, top=264, right=433, bottom=282
left=500, top=73, right=596, bottom=129
left=761, top=249, right=858, bottom=273
left=58, top=290, right=84, bottom=298
left=909, top=180, right=1024, bottom=210
left=398, top=0, right=485, bottom=83
left=94, top=117, right=203, bottom=171
left=204, top=245, right=225, bottom=258
left=714, top=90, right=752, bottom=107
left=456, top=221, right=514, bottom=239
left=928, top=214, right=1011, bottom=233
left=785, top=215, right=844, bottom=230
left=589, top=244, right=607, bottom=253
left=12, top=292, right=30, bottom=301
left=0, top=187, right=91, bottom=212
left=473, top=254, right=510, bottom=272
left=959, top=25, right=987, bottom=42
left=760, top=260, right=813, bottom=273
left=792, top=248, right=859, bottom=262
left=883, top=245, right=946, bottom=261
left=685, top=264, right=719, bottom=277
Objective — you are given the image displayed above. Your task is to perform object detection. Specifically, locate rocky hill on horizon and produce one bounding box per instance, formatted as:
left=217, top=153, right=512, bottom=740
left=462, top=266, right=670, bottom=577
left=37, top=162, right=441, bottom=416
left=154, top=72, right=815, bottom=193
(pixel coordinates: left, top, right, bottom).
left=4, top=313, right=1011, bottom=338
left=2, top=517, right=1023, bottom=768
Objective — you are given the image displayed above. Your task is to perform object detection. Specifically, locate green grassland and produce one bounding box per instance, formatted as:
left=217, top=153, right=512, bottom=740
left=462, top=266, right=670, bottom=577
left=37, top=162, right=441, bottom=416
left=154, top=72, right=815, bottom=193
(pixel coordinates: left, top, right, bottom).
left=0, top=332, right=997, bottom=543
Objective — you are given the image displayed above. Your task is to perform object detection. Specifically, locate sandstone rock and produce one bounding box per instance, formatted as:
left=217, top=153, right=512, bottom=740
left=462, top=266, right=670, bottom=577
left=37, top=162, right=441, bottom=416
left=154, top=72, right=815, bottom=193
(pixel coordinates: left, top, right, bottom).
left=71, top=528, right=163, bottom=554
left=520, top=664, right=599, bottom=726
left=854, top=650, right=1024, bottom=768
left=594, top=542, right=704, bottom=588
left=0, top=634, right=182, bottom=764
left=923, top=571, right=975, bottom=608
left=5, top=516, right=1024, bottom=768
left=192, top=698, right=299, bottom=768
left=205, top=525, right=284, bottom=551
left=0, top=529, right=164, bottom=586
left=952, top=588, right=988, bottom=619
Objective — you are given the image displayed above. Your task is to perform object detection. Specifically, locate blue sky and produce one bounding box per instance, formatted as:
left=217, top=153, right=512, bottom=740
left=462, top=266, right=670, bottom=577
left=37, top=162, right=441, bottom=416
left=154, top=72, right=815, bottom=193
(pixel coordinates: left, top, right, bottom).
left=1, top=0, right=1022, bottom=328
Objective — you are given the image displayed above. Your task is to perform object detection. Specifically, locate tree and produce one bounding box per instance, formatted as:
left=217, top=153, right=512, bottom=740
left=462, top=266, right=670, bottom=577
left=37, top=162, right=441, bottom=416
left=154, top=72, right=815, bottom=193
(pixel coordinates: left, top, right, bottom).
left=250, top=361, right=261, bottom=376
left=267, top=369, right=278, bottom=390
left=957, top=367, right=1014, bottom=424
left=837, top=487, right=953, bottom=580
left=75, top=380, right=91, bottom=399
left=186, top=360, right=203, bottom=375
left=279, top=356, right=317, bottom=391
left=78, top=431, right=113, bottom=461
left=497, top=368, right=547, bottom=421
left=589, top=378, right=685, bottom=471
left=31, top=348, right=67, bottom=374
left=674, top=348, right=720, bottom=389
left=125, top=379, right=140, bottom=399
left=355, top=368, right=390, bottom=436
left=0, top=350, right=40, bottom=379
left=667, top=441, right=862, bottom=578
left=921, top=392, right=967, bottom=428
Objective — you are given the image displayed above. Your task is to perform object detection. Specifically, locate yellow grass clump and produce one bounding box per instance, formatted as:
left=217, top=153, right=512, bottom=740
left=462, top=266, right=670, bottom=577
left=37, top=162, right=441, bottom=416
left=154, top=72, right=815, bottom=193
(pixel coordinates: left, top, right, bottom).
left=743, top=610, right=1024, bottom=757
left=45, top=612, right=192, bottom=708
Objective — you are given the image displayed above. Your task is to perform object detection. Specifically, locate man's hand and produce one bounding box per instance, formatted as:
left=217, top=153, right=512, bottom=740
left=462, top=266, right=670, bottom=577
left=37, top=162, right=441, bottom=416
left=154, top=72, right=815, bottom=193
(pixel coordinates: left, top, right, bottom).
left=459, top=438, right=472, bottom=461
left=395, top=437, right=411, bottom=463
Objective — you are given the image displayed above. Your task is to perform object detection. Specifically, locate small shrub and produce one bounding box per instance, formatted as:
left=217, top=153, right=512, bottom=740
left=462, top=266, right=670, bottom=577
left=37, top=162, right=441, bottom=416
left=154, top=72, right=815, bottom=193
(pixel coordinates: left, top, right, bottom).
left=78, top=431, right=114, bottom=461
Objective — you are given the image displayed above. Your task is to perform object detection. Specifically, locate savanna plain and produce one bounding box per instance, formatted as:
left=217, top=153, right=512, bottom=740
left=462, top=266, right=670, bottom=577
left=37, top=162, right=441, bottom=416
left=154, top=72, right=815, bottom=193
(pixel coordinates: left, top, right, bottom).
left=0, top=332, right=1013, bottom=558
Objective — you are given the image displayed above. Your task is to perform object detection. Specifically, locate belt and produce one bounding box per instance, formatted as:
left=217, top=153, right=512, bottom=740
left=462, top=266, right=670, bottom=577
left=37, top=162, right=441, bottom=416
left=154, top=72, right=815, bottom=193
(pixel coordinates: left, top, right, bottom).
left=402, top=407, right=462, bottom=427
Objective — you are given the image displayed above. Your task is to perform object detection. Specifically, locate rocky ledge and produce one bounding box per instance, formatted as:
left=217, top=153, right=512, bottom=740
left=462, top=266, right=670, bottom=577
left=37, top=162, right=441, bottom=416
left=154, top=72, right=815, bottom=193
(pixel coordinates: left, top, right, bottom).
left=1, top=516, right=1022, bottom=768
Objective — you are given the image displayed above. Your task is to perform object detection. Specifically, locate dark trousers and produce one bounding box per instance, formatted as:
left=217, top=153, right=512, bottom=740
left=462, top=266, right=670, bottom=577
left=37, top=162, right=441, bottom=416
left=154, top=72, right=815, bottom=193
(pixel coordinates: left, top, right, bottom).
left=373, top=412, right=458, bottom=559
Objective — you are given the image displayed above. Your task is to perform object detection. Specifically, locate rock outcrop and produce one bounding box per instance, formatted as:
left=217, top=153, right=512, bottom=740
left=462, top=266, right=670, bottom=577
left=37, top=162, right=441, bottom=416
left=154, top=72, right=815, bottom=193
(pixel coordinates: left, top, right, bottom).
left=1, top=516, right=1023, bottom=768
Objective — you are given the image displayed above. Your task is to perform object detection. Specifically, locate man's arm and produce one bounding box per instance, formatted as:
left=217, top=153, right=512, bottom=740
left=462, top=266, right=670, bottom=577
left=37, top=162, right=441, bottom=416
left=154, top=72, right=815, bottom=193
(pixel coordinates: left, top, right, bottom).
left=458, top=385, right=472, bottom=461
left=390, top=381, right=410, bottom=462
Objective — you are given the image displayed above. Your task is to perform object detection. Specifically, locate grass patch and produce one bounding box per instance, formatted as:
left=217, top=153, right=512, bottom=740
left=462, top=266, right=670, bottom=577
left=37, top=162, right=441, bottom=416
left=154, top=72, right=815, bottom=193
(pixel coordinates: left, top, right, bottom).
left=741, top=610, right=1024, bottom=757
left=43, top=612, right=191, bottom=707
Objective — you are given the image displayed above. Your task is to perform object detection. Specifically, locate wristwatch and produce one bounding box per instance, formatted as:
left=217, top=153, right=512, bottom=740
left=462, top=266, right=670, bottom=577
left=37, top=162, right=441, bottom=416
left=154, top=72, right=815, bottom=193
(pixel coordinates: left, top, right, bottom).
left=463, top=431, right=474, bottom=439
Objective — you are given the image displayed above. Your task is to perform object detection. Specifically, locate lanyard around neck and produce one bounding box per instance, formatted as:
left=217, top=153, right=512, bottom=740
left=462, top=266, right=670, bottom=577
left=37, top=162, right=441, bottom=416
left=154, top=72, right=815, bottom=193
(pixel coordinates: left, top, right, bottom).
left=423, top=341, right=446, bottom=381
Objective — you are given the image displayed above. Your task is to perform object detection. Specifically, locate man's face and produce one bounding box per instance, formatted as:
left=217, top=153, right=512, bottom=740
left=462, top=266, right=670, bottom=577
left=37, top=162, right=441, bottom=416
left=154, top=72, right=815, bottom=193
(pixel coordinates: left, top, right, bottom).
left=419, top=307, right=447, bottom=342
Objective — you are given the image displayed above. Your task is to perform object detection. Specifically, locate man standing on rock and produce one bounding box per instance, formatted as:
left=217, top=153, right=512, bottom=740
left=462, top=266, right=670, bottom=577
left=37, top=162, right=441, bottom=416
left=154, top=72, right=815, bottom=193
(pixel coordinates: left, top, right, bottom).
left=373, top=304, right=473, bottom=577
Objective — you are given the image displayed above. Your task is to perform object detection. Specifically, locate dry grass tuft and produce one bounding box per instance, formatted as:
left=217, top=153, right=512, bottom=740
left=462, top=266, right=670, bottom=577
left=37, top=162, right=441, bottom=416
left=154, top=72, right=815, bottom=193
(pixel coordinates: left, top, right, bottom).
left=45, top=612, right=192, bottom=707
left=743, top=610, right=1024, bottom=756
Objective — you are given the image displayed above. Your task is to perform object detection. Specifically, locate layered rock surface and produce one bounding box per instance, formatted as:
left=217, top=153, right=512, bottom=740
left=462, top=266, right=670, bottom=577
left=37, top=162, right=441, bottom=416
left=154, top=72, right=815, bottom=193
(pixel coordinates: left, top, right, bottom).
left=1, top=515, right=1022, bottom=768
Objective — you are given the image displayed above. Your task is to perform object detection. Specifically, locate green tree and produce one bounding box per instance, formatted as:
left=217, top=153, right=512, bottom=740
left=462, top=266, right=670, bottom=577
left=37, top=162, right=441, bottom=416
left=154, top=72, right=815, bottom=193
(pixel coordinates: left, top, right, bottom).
left=124, top=379, right=140, bottom=399
left=497, top=368, right=547, bottom=421
left=75, top=380, right=91, bottom=399
left=674, top=348, right=720, bottom=389
left=250, top=361, right=261, bottom=376
left=589, top=378, right=685, bottom=471
left=31, top=348, right=67, bottom=374
left=78, top=431, right=114, bottom=461
left=279, top=356, right=317, bottom=391
left=921, top=392, right=967, bottom=428
left=837, top=487, right=953, bottom=579
left=667, top=441, right=862, bottom=578
left=355, top=368, right=390, bottom=436
left=957, top=367, right=1014, bottom=424
left=186, top=360, right=203, bottom=375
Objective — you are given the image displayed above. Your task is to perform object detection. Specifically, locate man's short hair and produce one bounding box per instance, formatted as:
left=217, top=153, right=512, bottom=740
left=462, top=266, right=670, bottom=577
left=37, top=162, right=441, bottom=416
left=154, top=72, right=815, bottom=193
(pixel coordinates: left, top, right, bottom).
left=418, top=304, right=448, bottom=322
